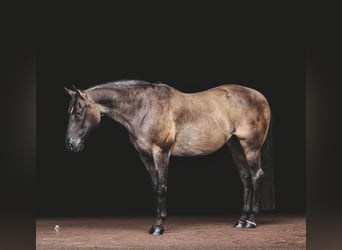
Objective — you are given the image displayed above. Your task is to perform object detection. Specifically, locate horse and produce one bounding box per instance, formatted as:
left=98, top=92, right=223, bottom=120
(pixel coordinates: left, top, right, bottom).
left=64, top=80, right=275, bottom=235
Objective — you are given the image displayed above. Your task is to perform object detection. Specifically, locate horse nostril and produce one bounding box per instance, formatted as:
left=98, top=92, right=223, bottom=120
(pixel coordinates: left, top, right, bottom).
left=66, top=139, right=74, bottom=150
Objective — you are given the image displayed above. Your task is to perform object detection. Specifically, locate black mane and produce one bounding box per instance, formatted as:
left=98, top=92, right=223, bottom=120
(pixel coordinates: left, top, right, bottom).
left=87, top=80, right=155, bottom=90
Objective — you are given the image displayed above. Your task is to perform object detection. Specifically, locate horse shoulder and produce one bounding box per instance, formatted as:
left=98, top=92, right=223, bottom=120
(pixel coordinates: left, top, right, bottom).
left=131, top=88, right=178, bottom=154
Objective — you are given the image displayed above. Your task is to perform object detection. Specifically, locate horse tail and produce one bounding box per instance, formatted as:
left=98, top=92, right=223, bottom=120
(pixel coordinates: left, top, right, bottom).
left=260, top=114, right=276, bottom=210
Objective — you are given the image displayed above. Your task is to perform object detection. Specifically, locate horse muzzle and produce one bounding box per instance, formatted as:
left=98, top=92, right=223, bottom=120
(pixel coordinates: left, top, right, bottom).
left=66, top=137, right=84, bottom=152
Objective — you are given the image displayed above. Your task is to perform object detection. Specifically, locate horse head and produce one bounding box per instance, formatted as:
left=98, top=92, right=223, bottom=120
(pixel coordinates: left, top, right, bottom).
left=64, top=85, right=101, bottom=152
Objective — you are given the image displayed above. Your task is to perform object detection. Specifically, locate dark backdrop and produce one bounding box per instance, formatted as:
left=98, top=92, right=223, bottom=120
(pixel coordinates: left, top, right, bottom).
left=37, top=39, right=304, bottom=216
left=37, top=16, right=304, bottom=217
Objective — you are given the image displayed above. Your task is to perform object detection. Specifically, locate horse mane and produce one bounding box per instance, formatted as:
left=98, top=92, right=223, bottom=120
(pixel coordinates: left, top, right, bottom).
left=85, top=80, right=173, bottom=105
left=87, top=80, right=156, bottom=91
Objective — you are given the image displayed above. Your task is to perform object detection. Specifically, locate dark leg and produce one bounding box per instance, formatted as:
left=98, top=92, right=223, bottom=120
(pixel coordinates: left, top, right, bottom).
left=139, top=153, right=164, bottom=234
left=240, top=147, right=264, bottom=228
left=149, top=146, right=170, bottom=235
left=243, top=148, right=264, bottom=228
left=227, top=137, right=252, bottom=228
left=139, top=153, right=158, bottom=190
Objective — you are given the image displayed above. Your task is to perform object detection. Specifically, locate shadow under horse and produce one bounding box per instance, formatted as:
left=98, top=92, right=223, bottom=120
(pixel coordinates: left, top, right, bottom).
left=65, top=80, right=275, bottom=235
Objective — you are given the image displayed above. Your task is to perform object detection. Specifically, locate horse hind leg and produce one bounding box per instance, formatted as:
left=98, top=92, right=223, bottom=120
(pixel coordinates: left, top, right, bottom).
left=246, top=153, right=264, bottom=228
left=240, top=140, right=265, bottom=228
left=227, top=136, right=253, bottom=228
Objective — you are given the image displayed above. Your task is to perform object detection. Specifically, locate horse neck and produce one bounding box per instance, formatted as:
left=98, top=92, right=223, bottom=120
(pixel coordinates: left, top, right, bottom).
left=87, top=87, right=142, bottom=134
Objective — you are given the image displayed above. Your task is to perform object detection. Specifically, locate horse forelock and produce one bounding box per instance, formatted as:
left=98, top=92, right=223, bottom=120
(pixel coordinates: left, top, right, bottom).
left=68, top=94, right=78, bottom=114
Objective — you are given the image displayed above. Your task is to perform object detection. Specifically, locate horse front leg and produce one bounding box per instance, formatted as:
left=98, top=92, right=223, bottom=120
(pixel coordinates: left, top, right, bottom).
left=139, top=153, right=158, bottom=192
left=149, top=145, right=170, bottom=235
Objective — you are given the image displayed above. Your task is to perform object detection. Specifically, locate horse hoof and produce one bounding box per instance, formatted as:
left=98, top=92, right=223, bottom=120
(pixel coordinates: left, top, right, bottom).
left=233, top=220, right=247, bottom=228
left=149, top=226, right=164, bottom=235
left=245, top=220, right=257, bottom=228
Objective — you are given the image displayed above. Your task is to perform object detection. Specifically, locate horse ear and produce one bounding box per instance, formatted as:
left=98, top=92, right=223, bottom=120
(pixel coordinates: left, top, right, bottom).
left=64, top=87, right=76, bottom=96
left=71, top=85, right=86, bottom=100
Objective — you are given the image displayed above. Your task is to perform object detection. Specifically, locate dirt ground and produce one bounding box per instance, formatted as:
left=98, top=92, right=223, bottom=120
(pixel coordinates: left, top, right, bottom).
left=36, top=214, right=305, bottom=249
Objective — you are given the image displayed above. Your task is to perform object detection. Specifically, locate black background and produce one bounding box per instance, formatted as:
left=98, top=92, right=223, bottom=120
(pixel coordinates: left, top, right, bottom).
left=37, top=33, right=305, bottom=216
left=5, top=26, right=342, bottom=250
left=8, top=3, right=342, bottom=250
left=0, top=1, right=318, bottom=249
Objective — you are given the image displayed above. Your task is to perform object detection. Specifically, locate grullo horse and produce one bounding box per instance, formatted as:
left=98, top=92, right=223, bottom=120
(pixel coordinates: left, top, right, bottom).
left=65, top=80, right=275, bottom=235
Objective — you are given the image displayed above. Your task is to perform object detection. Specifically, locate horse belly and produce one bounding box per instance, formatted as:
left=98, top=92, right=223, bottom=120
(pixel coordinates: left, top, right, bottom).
left=171, top=126, right=231, bottom=156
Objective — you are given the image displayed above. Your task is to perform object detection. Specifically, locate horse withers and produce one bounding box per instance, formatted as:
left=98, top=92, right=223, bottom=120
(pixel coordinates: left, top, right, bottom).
left=65, top=80, right=275, bottom=235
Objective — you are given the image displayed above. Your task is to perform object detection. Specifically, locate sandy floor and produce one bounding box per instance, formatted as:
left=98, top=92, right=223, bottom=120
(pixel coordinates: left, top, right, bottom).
left=36, top=214, right=305, bottom=249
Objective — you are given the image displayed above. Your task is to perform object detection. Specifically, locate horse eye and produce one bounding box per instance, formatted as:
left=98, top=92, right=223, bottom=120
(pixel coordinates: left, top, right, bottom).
left=76, top=109, right=84, bottom=115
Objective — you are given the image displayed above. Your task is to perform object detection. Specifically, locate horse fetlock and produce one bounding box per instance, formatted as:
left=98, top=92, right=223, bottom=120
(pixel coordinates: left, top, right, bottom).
left=158, top=211, right=167, bottom=219
left=242, top=206, right=250, bottom=214
left=249, top=211, right=258, bottom=221
left=251, top=207, right=259, bottom=216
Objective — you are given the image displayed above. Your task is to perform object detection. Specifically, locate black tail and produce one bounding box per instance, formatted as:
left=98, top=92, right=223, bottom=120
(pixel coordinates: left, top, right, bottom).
left=260, top=116, right=275, bottom=210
